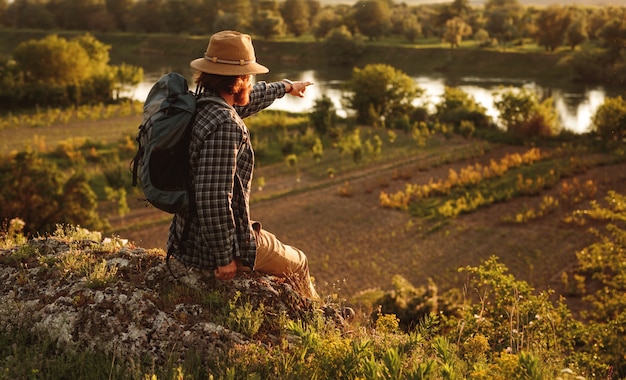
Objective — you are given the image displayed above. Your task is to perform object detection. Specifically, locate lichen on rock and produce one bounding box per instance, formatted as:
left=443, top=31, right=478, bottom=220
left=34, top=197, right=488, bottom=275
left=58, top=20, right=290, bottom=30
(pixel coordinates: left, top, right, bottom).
left=0, top=231, right=321, bottom=365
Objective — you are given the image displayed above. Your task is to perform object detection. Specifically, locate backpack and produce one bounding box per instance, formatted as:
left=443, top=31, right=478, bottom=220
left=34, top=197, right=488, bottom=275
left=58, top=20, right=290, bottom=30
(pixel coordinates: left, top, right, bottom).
left=131, top=72, right=226, bottom=214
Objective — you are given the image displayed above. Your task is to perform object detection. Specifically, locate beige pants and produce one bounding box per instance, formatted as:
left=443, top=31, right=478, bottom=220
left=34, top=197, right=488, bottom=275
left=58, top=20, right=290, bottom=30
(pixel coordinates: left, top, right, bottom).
left=251, top=226, right=320, bottom=301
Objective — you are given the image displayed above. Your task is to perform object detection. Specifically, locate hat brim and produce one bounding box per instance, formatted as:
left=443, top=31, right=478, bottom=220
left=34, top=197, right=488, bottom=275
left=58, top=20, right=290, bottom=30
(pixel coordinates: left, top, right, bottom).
left=190, top=57, right=269, bottom=76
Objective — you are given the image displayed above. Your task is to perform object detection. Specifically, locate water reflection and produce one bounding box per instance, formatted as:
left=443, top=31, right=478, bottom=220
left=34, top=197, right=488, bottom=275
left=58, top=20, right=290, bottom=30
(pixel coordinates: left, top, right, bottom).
left=127, top=69, right=614, bottom=134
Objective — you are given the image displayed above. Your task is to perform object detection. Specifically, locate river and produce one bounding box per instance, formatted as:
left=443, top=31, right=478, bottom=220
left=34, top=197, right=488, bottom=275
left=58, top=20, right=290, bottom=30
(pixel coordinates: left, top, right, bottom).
left=127, top=65, right=616, bottom=134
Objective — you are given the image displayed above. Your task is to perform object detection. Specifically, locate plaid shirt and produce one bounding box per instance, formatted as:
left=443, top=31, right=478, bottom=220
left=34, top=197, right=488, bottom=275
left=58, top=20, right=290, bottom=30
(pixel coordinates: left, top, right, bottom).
left=167, top=81, right=287, bottom=269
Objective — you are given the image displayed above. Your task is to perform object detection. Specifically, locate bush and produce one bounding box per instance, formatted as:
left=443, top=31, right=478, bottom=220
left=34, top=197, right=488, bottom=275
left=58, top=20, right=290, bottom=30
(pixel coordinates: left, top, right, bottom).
left=0, top=151, right=103, bottom=235
left=435, top=86, right=493, bottom=132
left=494, top=88, right=559, bottom=137
left=592, top=95, right=626, bottom=143
left=345, top=63, right=422, bottom=127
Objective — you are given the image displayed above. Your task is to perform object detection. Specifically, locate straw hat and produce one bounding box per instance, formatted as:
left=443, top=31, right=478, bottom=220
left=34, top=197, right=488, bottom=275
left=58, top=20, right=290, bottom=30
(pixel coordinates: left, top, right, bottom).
left=190, top=30, right=269, bottom=76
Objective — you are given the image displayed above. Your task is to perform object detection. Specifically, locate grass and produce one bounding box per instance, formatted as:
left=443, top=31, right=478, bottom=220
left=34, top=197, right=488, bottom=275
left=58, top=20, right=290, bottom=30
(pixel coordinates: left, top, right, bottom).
left=2, top=223, right=615, bottom=378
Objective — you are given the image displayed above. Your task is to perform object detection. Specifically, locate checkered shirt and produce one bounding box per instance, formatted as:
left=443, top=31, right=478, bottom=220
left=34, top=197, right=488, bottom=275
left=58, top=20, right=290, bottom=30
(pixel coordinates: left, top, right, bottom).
left=167, top=81, right=287, bottom=269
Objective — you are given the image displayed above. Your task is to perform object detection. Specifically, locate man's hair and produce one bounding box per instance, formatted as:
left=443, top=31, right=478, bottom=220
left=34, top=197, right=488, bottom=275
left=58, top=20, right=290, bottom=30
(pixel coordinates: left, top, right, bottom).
left=195, top=72, right=249, bottom=95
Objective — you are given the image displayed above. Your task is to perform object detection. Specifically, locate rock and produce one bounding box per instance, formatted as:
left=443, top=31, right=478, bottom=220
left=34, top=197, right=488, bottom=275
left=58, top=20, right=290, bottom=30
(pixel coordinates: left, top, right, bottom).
left=0, top=234, right=321, bottom=365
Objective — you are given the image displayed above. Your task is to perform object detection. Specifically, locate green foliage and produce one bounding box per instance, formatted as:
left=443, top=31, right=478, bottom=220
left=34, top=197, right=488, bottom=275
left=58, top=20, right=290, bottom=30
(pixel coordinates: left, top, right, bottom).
left=322, top=26, right=365, bottom=65
left=353, top=0, right=392, bottom=41
left=346, top=63, right=422, bottom=127
left=282, top=0, right=311, bottom=37
left=0, top=151, right=104, bottom=235
left=309, top=94, right=338, bottom=135
left=252, top=10, right=285, bottom=40
left=443, top=17, right=473, bottom=48
left=226, top=292, right=266, bottom=338
left=533, top=5, right=573, bottom=52
left=458, top=256, right=577, bottom=356
left=565, top=191, right=626, bottom=375
left=371, top=275, right=446, bottom=332
left=591, top=95, right=626, bottom=144
left=61, top=171, right=105, bottom=232
left=13, top=34, right=93, bottom=86
left=494, top=87, right=559, bottom=137
left=435, top=87, right=493, bottom=132
left=0, top=101, right=142, bottom=132
left=2, top=33, right=142, bottom=109
left=4, top=227, right=626, bottom=378
left=337, top=128, right=364, bottom=164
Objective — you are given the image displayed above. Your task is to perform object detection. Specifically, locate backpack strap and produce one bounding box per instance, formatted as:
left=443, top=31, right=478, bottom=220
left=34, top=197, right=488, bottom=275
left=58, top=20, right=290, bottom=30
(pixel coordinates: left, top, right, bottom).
left=166, top=94, right=237, bottom=279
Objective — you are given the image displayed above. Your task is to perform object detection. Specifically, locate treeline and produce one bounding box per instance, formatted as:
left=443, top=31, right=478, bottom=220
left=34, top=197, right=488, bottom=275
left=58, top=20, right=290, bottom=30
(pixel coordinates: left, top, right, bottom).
left=0, top=0, right=625, bottom=84
left=0, top=32, right=143, bottom=109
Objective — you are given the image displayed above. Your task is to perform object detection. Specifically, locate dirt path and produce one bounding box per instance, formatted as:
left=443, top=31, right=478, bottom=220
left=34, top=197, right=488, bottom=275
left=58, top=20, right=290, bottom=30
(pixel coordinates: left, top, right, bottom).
left=116, top=142, right=626, bottom=301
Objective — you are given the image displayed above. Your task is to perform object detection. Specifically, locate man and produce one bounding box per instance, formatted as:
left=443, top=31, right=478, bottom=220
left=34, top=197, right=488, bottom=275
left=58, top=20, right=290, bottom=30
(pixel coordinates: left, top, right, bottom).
left=166, top=30, right=319, bottom=300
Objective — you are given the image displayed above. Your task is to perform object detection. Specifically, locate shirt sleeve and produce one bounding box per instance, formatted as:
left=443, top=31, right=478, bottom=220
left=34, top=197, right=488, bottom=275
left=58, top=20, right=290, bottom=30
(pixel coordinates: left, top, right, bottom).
left=234, top=81, right=286, bottom=119
left=194, top=116, right=242, bottom=267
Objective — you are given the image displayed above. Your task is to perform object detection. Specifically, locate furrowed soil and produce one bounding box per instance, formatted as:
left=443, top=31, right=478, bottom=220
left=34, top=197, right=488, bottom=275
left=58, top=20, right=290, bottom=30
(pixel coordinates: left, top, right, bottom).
left=113, top=135, right=626, bottom=305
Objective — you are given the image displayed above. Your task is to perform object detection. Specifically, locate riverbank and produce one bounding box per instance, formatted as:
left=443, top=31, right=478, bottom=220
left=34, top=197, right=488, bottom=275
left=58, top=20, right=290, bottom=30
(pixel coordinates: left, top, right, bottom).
left=0, top=29, right=572, bottom=85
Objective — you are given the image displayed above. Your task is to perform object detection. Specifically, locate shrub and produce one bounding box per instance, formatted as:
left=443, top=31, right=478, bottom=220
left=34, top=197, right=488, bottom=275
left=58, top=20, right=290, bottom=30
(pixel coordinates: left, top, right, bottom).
left=435, top=86, right=492, bottom=132
left=592, top=95, right=626, bottom=143
left=494, top=88, right=559, bottom=137
left=345, top=63, right=422, bottom=127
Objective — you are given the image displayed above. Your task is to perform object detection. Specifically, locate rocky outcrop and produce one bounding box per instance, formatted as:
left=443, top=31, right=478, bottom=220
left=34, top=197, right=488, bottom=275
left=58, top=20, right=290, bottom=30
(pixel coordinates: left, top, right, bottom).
left=0, top=232, right=320, bottom=364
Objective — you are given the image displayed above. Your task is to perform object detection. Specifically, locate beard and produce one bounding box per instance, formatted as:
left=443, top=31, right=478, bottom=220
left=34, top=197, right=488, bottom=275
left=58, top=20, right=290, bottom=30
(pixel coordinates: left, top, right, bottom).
left=233, top=84, right=252, bottom=106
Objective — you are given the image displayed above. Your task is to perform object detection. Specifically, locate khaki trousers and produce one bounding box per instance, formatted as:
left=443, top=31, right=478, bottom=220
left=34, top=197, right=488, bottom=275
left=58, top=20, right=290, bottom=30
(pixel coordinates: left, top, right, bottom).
left=251, top=227, right=320, bottom=301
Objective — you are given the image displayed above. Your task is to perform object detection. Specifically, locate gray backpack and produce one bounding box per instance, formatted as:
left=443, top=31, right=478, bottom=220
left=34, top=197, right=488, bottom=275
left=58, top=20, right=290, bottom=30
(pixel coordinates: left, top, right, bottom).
left=131, top=72, right=225, bottom=214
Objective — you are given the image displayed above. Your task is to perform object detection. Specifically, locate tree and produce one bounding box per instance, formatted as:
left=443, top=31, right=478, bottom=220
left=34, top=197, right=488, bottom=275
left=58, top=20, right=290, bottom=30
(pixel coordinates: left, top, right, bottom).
left=0, top=152, right=102, bottom=235
left=597, top=15, right=626, bottom=60
left=13, top=34, right=92, bottom=87
left=413, top=5, right=440, bottom=38
left=484, top=0, right=523, bottom=44
left=322, top=26, right=365, bottom=66
left=565, top=13, right=588, bottom=50
left=73, top=33, right=112, bottom=76
left=214, top=11, right=244, bottom=33
left=352, top=0, right=391, bottom=41
left=309, top=95, right=337, bottom=135
left=402, top=15, right=422, bottom=43
left=585, top=6, right=610, bottom=40
left=312, top=8, right=341, bottom=40
left=443, top=17, right=472, bottom=48
left=592, top=96, right=626, bottom=143
left=251, top=10, right=285, bottom=40
left=435, top=87, right=492, bottom=131
left=54, top=0, right=111, bottom=31
left=494, top=88, right=559, bottom=137
left=164, top=0, right=196, bottom=34
left=8, top=33, right=140, bottom=107
left=2, top=0, right=56, bottom=29
left=61, top=171, right=105, bottom=232
left=346, top=63, right=422, bottom=127
left=282, top=0, right=310, bottom=37
left=113, top=63, right=144, bottom=100
left=534, top=5, right=572, bottom=52
left=106, top=0, right=134, bottom=31
left=128, top=0, right=166, bottom=33
left=451, top=0, right=471, bottom=18
left=217, top=0, right=252, bottom=30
